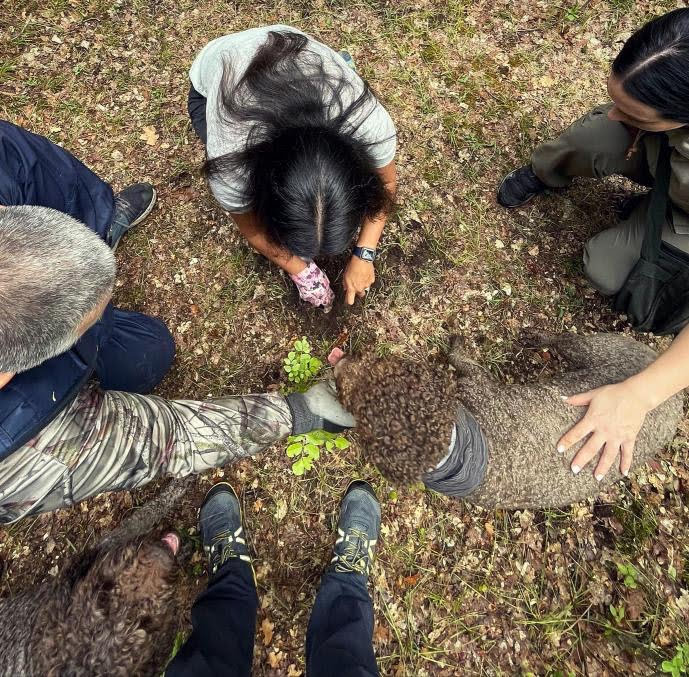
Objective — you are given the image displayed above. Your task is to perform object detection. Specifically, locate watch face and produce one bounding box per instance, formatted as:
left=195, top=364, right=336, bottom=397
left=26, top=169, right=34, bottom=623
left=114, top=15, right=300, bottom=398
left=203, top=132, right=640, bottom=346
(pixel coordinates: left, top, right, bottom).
left=357, top=247, right=376, bottom=261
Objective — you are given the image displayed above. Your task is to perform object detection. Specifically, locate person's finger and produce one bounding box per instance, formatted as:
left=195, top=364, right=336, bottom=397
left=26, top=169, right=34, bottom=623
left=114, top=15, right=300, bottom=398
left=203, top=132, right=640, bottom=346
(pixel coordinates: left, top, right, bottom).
left=570, top=432, right=605, bottom=474
left=619, top=440, right=635, bottom=477
left=565, top=390, right=598, bottom=406
left=356, top=289, right=366, bottom=298
left=557, top=417, right=593, bottom=453
left=345, top=286, right=356, bottom=305
left=593, top=440, right=622, bottom=480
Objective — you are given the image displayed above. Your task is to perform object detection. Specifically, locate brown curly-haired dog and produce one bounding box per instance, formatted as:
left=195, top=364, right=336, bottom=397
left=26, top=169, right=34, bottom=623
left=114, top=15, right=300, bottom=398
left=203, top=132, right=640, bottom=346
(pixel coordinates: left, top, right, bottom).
left=336, top=332, right=683, bottom=509
left=0, top=479, right=192, bottom=676
left=0, top=534, right=179, bottom=676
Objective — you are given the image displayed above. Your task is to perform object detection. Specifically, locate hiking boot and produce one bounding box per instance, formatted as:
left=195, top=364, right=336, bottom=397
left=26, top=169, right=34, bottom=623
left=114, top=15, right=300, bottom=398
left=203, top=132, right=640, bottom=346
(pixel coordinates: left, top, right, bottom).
left=199, top=482, right=251, bottom=576
left=497, top=165, right=547, bottom=208
left=328, top=480, right=380, bottom=579
left=615, top=191, right=648, bottom=221
left=107, top=182, right=157, bottom=249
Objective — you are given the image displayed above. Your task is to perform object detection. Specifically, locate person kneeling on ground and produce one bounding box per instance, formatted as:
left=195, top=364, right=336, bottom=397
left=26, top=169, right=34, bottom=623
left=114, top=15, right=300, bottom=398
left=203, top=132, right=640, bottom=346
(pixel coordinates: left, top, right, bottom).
left=334, top=333, right=682, bottom=509
left=188, top=26, right=397, bottom=311
left=0, top=121, right=353, bottom=523
left=166, top=481, right=381, bottom=676
left=497, top=9, right=689, bottom=483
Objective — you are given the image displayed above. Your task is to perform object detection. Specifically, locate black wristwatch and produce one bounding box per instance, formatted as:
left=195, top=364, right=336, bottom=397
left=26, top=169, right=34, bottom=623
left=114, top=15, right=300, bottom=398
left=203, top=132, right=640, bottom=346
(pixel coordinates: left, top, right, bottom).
left=353, top=246, right=377, bottom=262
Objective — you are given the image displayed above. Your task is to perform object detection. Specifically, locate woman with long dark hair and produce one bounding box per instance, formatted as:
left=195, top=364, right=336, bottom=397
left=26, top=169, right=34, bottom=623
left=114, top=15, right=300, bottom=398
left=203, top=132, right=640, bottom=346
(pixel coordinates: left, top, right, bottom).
left=497, top=9, right=689, bottom=483
left=188, top=27, right=396, bottom=311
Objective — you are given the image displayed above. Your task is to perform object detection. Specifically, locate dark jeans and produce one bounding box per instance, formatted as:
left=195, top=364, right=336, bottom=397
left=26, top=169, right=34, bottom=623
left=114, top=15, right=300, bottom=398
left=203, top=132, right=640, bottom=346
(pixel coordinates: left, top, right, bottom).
left=167, top=561, right=378, bottom=677
left=188, top=85, right=208, bottom=145
left=97, top=307, right=175, bottom=394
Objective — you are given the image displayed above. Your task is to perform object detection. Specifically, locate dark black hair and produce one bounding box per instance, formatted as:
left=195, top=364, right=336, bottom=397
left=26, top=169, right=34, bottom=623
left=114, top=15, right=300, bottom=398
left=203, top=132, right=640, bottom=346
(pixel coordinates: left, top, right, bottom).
left=204, top=31, right=394, bottom=259
left=612, top=8, right=689, bottom=124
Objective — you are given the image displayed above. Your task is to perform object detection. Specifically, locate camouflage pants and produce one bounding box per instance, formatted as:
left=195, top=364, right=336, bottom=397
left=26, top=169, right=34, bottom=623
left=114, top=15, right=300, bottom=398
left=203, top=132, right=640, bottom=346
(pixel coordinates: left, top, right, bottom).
left=0, top=382, right=293, bottom=524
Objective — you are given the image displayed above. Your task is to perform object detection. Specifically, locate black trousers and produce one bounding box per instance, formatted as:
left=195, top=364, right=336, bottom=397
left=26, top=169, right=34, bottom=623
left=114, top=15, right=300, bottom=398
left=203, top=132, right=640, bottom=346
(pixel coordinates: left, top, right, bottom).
left=166, top=560, right=378, bottom=677
left=188, top=85, right=208, bottom=145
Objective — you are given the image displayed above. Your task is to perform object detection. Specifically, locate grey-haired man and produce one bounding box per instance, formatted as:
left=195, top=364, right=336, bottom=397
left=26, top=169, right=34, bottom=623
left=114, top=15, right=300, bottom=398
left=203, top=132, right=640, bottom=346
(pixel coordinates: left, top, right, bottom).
left=0, top=122, right=354, bottom=523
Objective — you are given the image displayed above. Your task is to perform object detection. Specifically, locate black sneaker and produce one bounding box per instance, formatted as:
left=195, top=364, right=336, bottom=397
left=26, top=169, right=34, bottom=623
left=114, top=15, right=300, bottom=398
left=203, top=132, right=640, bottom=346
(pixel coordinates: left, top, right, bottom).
left=107, top=182, right=157, bottom=249
left=328, top=480, right=380, bottom=579
left=497, top=165, right=547, bottom=208
left=615, top=191, right=648, bottom=221
left=199, top=482, right=251, bottom=576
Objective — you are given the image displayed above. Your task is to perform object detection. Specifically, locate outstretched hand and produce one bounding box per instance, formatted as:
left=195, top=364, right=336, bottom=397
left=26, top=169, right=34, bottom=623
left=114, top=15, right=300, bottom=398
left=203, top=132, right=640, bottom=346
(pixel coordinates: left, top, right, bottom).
left=286, top=380, right=356, bottom=434
left=343, top=256, right=375, bottom=305
left=557, top=381, right=654, bottom=480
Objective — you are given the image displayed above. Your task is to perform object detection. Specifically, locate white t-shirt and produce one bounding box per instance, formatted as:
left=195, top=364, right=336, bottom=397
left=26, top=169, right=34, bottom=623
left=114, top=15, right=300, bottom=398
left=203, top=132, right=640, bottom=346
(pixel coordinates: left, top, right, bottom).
left=189, top=25, right=397, bottom=213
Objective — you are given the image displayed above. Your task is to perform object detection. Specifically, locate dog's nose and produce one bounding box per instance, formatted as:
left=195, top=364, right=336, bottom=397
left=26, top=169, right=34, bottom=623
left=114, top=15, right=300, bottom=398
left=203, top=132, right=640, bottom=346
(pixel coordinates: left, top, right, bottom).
left=161, top=532, right=179, bottom=556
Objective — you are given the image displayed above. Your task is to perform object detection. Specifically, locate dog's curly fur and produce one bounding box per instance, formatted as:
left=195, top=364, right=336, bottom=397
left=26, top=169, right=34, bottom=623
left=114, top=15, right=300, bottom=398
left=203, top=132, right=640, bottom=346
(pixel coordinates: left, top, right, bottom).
left=336, top=333, right=684, bottom=508
left=0, top=480, right=191, bottom=676
left=336, top=355, right=458, bottom=483
left=0, top=537, right=178, bottom=677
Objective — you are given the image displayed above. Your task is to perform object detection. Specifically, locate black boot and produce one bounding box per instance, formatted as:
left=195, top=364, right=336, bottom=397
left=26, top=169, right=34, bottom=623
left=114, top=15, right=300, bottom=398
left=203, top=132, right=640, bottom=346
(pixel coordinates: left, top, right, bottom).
left=497, top=165, right=547, bottom=208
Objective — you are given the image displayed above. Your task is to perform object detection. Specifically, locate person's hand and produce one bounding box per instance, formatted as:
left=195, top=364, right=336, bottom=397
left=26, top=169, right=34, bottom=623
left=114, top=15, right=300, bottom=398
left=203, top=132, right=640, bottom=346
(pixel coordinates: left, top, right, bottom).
left=557, top=380, right=654, bottom=480
left=290, top=262, right=334, bottom=312
left=343, top=256, right=375, bottom=305
left=286, top=380, right=356, bottom=433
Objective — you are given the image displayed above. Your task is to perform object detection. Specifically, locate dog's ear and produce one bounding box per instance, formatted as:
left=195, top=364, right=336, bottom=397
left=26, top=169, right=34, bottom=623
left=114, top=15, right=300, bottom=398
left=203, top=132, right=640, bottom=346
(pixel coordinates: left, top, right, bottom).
left=61, top=548, right=101, bottom=589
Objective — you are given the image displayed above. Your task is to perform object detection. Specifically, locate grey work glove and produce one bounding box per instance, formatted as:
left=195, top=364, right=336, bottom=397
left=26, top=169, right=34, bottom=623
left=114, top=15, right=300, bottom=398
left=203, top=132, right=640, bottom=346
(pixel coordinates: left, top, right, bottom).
left=286, top=380, right=356, bottom=434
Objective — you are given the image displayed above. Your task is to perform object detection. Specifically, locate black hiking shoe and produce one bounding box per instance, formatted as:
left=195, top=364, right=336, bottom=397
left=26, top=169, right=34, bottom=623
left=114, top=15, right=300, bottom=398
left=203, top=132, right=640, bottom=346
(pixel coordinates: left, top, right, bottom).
left=199, top=482, right=251, bottom=576
left=615, top=191, right=648, bottom=221
left=328, top=480, right=380, bottom=579
left=107, top=182, right=157, bottom=249
left=497, top=165, right=547, bottom=208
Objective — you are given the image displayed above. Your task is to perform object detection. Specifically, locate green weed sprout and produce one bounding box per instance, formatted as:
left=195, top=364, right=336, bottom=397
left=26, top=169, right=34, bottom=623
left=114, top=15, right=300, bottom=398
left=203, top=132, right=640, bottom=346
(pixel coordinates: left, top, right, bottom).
left=284, top=337, right=322, bottom=386
left=286, top=430, right=350, bottom=476
left=617, top=562, right=639, bottom=589
left=281, top=337, right=350, bottom=475
left=609, top=604, right=625, bottom=625
left=662, top=643, right=689, bottom=676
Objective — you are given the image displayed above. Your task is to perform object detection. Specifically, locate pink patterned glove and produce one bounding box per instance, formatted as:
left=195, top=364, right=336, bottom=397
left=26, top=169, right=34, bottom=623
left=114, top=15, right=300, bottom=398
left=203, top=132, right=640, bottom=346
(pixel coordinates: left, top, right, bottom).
left=290, top=262, right=334, bottom=311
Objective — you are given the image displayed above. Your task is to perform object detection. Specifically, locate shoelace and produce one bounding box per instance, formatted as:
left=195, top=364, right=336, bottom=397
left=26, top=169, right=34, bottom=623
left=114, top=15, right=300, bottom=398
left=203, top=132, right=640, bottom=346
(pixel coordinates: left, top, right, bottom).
left=204, top=527, right=250, bottom=574
left=332, top=527, right=376, bottom=575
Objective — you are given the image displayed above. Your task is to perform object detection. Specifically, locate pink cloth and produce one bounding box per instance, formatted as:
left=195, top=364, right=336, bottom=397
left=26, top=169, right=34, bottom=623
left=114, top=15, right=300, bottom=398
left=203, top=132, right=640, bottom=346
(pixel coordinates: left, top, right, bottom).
left=290, top=262, right=334, bottom=311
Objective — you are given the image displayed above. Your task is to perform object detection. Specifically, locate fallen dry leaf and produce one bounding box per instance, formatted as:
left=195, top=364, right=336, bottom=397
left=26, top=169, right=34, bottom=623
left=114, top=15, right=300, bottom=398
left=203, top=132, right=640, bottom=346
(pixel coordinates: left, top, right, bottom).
left=139, top=125, right=158, bottom=146
left=261, top=617, right=274, bottom=646
left=267, top=650, right=284, bottom=669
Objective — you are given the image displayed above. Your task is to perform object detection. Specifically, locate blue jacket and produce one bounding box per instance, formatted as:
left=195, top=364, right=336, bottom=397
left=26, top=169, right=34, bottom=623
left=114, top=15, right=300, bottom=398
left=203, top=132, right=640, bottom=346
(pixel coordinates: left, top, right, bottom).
left=0, top=121, right=115, bottom=460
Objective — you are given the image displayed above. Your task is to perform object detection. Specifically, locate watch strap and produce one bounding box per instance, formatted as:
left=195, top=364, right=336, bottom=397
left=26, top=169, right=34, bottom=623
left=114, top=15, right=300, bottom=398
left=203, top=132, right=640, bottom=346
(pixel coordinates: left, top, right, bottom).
left=353, top=246, right=377, bottom=262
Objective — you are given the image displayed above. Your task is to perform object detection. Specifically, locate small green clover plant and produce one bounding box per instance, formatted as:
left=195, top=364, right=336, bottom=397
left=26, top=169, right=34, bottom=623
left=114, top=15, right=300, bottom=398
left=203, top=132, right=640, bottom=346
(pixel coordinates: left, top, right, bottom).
left=284, top=337, right=322, bottom=386
left=281, top=337, right=350, bottom=475
left=662, top=643, right=689, bottom=676
left=617, top=562, right=639, bottom=589
left=287, top=430, right=350, bottom=476
left=609, top=604, right=625, bottom=625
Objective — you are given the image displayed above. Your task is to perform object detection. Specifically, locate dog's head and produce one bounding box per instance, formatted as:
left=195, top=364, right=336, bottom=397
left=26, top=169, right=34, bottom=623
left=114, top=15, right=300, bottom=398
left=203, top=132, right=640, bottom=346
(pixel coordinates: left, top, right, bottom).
left=33, top=533, right=180, bottom=677
left=335, top=355, right=458, bottom=483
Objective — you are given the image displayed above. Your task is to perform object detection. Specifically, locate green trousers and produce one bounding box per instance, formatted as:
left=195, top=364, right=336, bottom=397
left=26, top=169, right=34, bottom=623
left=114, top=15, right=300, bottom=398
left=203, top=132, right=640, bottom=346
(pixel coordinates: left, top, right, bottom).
left=531, top=104, right=689, bottom=296
left=0, top=383, right=293, bottom=524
